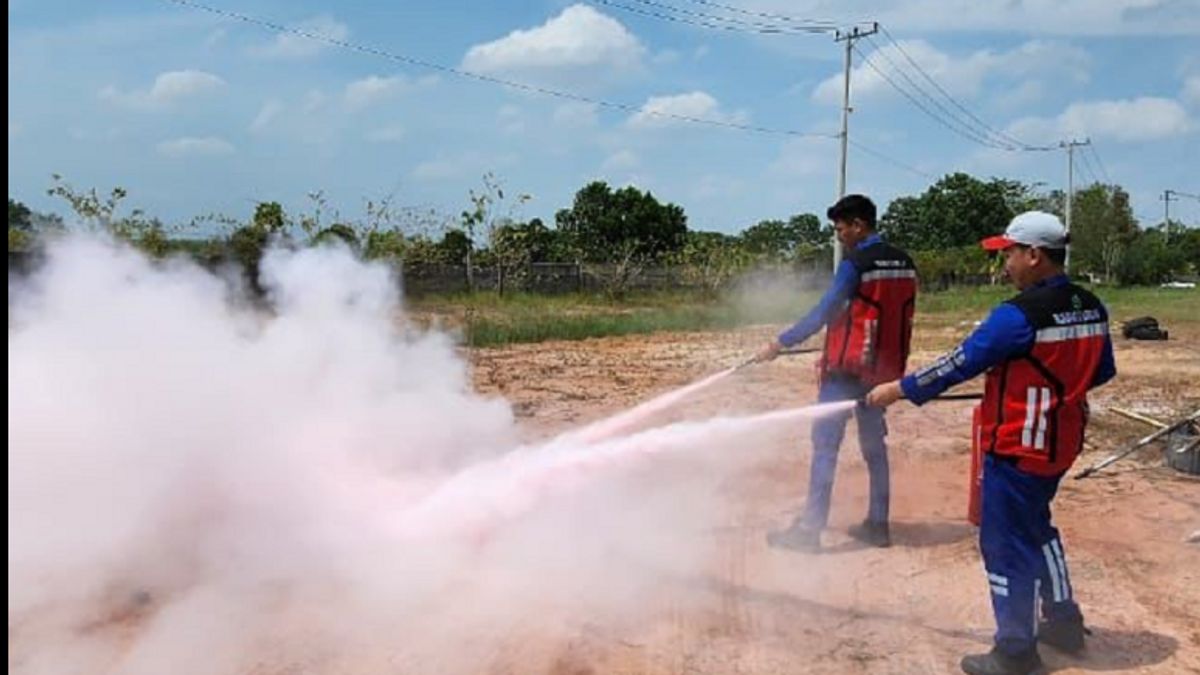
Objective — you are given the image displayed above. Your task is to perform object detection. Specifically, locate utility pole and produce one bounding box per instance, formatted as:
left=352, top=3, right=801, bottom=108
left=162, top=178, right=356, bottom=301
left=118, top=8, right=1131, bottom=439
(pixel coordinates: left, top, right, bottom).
left=832, top=22, right=879, bottom=274
left=1163, top=189, right=1176, bottom=238
left=1059, top=139, right=1090, bottom=274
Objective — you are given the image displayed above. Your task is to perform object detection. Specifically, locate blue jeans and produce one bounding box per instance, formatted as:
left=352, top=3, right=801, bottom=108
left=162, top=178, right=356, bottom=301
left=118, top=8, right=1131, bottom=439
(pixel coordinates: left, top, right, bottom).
left=802, top=374, right=890, bottom=530
left=981, top=454, right=1082, bottom=656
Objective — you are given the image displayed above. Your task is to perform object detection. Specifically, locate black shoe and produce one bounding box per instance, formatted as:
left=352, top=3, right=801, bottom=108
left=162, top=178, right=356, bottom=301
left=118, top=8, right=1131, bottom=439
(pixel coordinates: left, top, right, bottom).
left=847, top=519, right=891, bottom=548
left=1038, top=617, right=1088, bottom=654
left=767, top=521, right=820, bottom=551
left=960, top=647, right=1043, bottom=675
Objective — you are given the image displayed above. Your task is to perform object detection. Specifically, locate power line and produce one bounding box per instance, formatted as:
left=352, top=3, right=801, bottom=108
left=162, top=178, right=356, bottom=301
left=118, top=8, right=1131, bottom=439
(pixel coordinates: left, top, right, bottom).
left=852, top=44, right=1024, bottom=151
left=674, top=0, right=839, bottom=28
left=1076, top=146, right=1101, bottom=186
left=591, top=0, right=833, bottom=34
left=847, top=138, right=937, bottom=180
left=876, top=25, right=1048, bottom=152
left=591, top=6, right=1046, bottom=157
left=1086, top=144, right=1112, bottom=185
left=168, top=0, right=1061, bottom=225
left=164, top=0, right=837, bottom=139
left=859, top=37, right=1019, bottom=151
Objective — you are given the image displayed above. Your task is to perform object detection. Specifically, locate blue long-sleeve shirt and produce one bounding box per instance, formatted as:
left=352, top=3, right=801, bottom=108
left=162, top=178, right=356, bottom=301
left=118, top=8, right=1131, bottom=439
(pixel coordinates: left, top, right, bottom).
left=777, top=233, right=882, bottom=348
left=900, top=275, right=1117, bottom=405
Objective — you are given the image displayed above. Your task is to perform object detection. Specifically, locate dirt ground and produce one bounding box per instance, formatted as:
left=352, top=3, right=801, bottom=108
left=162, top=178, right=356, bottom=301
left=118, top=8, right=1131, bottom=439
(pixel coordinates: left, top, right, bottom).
left=468, top=320, right=1200, bottom=674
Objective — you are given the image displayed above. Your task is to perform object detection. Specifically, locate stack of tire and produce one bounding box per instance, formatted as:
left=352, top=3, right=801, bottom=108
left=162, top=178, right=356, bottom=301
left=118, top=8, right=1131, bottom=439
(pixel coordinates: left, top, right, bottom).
left=1122, top=316, right=1168, bottom=340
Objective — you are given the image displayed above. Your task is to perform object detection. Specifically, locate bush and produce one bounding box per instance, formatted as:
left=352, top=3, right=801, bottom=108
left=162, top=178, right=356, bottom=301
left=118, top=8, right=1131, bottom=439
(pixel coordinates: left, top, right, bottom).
left=1115, top=230, right=1188, bottom=286
left=912, top=245, right=995, bottom=289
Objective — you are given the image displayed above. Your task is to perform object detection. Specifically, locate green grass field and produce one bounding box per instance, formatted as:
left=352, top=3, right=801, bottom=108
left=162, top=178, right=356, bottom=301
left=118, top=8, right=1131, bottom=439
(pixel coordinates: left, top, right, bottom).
left=412, top=285, right=1198, bottom=347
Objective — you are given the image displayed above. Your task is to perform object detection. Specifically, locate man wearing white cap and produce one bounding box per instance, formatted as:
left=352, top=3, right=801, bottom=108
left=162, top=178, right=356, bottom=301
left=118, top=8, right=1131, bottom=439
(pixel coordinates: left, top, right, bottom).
left=866, top=211, right=1116, bottom=675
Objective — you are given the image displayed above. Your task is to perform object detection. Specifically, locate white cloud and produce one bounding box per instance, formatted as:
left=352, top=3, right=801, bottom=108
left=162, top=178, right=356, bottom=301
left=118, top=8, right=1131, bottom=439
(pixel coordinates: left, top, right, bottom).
left=996, top=81, right=1047, bottom=112
left=812, top=40, right=1089, bottom=106
left=1007, top=97, right=1193, bottom=143
left=497, top=105, right=525, bottom=135
left=627, top=91, right=747, bottom=129
left=767, top=137, right=835, bottom=179
left=67, top=126, right=124, bottom=142
left=412, top=158, right=461, bottom=181
left=302, top=89, right=328, bottom=114
left=250, top=100, right=284, bottom=132
left=462, top=4, right=644, bottom=74
left=366, top=124, right=406, bottom=143
left=690, top=174, right=748, bottom=202
left=252, top=15, right=349, bottom=59
left=411, top=152, right=518, bottom=181
left=552, top=102, right=599, bottom=128
left=344, top=75, right=407, bottom=111
left=145, top=70, right=225, bottom=102
left=652, top=49, right=681, bottom=65
left=203, top=27, right=227, bottom=49
left=601, top=149, right=640, bottom=172
left=1183, top=76, right=1200, bottom=107
left=100, top=70, right=225, bottom=110
left=156, top=136, right=235, bottom=157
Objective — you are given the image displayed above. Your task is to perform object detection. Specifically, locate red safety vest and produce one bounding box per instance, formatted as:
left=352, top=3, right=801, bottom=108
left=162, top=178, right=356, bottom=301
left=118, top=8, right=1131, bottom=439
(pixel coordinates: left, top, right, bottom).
left=822, top=241, right=917, bottom=386
left=980, top=282, right=1109, bottom=477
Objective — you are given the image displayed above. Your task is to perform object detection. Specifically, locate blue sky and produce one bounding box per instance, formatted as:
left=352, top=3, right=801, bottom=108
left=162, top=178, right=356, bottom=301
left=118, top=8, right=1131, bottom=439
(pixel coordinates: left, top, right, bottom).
left=8, top=0, right=1200, bottom=236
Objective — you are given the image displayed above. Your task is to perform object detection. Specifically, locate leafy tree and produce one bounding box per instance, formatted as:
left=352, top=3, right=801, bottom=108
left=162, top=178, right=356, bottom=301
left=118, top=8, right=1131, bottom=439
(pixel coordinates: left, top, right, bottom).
left=879, top=173, right=1029, bottom=250
left=252, top=201, right=287, bottom=234
left=1115, top=227, right=1189, bottom=285
left=363, top=228, right=406, bottom=261
left=456, top=173, right=532, bottom=290
left=671, top=230, right=751, bottom=297
left=1067, top=184, right=1137, bottom=282
left=1172, top=225, right=1200, bottom=276
left=438, top=228, right=471, bottom=266
left=228, top=224, right=270, bottom=293
left=312, top=223, right=361, bottom=251
left=555, top=181, right=687, bottom=263
left=8, top=198, right=33, bottom=231
left=489, top=217, right=561, bottom=293
left=740, top=213, right=829, bottom=261
left=8, top=198, right=34, bottom=252
left=554, top=181, right=687, bottom=297
left=46, top=175, right=174, bottom=256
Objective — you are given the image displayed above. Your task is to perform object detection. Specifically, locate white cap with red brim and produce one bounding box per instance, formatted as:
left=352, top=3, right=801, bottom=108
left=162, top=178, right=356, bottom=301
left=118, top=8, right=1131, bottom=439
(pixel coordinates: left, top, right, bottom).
left=981, top=211, right=1068, bottom=251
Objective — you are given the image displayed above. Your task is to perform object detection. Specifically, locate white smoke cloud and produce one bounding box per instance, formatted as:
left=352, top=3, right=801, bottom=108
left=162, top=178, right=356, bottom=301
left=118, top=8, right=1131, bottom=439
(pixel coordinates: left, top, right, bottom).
left=8, top=236, right=820, bottom=674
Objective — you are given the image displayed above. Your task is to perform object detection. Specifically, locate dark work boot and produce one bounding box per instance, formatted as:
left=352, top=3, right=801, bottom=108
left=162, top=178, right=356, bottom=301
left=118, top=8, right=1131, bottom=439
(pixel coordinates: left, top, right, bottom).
left=847, top=519, right=891, bottom=548
left=767, top=520, right=820, bottom=551
left=1038, top=617, right=1088, bottom=654
left=960, top=647, right=1043, bottom=675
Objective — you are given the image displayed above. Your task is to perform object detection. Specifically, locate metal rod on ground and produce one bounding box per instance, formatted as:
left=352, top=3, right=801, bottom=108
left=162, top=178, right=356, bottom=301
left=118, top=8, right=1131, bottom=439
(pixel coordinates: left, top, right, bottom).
left=1074, top=410, right=1200, bottom=480
left=1109, top=407, right=1169, bottom=429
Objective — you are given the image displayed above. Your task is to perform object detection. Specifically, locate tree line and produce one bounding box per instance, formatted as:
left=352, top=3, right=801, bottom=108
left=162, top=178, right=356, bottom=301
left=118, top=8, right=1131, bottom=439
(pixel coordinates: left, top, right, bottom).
left=9, top=171, right=1199, bottom=292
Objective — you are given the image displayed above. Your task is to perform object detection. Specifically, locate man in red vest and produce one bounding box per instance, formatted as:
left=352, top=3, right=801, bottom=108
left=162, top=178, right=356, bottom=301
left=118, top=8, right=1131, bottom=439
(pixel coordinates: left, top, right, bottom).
left=867, top=211, right=1116, bottom=675
left=756, top=194, right=917, bottom=550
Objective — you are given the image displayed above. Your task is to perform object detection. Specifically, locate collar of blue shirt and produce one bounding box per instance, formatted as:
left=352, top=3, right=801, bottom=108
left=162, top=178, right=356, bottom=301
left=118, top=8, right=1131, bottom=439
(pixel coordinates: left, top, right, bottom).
left=857, top=232, right=883, bottom=250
